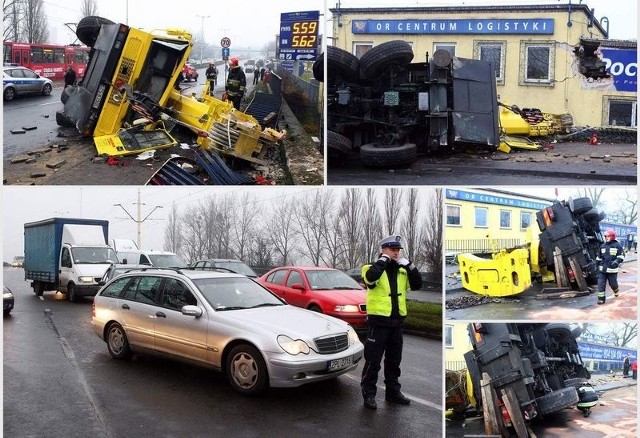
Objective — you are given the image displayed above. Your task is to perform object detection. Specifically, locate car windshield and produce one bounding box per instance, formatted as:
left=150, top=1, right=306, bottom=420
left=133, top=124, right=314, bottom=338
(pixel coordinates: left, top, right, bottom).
left=216, top=261, right=257, bottom=277
left=193, top=277, right=283, bottom=311
left=306, top=270, right=362, bottom=290
left=148, top=254, right=187, bottom=267
left=72, top=247, right=118, bottom=264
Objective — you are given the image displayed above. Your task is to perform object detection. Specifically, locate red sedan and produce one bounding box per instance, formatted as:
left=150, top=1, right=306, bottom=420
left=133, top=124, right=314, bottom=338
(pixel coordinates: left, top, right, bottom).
left=258, top=267, right=367, bottom=330
left=181, top=63, right=198, bottom=81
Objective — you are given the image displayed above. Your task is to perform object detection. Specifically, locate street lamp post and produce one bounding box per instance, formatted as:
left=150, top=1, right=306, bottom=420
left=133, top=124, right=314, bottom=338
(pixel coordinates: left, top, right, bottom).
left=114, top=190, right=163, bottom=249
left=196, top=14, right=211, bottom=64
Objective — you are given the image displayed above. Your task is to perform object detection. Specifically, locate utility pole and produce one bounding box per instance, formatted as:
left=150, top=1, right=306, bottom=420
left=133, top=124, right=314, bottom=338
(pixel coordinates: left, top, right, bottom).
left=196, top=14, right=211, bottom=63
left=114, top=189, right=163, bottom=249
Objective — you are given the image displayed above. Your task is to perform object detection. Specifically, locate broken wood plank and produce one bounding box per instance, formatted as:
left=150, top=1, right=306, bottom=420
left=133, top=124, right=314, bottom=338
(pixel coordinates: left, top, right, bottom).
left=480, top=373, right=500, bottom=436
left=568, top=256, right=589, bottom=292
left=502, top=387, right=528, bottom=438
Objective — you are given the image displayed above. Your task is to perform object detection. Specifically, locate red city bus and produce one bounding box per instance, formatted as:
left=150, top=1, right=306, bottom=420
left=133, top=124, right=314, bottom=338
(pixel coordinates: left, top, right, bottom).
left=3, top=42, right=90, bottom=80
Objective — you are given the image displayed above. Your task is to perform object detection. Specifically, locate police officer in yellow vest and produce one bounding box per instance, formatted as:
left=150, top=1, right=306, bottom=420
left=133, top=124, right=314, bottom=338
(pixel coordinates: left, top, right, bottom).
left=360, top=235, right=422, bottom=410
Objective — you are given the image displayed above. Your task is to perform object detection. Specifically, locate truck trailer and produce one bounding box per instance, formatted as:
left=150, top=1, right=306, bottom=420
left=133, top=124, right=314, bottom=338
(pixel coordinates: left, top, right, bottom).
left=24, top=217, right=118, bottom=301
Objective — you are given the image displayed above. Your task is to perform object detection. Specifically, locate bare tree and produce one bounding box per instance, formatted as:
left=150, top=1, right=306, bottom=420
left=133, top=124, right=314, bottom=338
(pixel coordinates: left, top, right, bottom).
left=178, top=204, right=207, bottom=263
left=361, top=189, right=383, bottom=263
left=401, top=188, right=421, bottom=262
left=383, top=189, right=403, bottom=235
left=338, top=188, right=365, bottom=269
left=295, top=190, right=333, bottom=266
left=20, top=0, right=48, bottom=43
left=79, top=0, right=97, bottom=17
left=581, top=322, right=637, bottom=348
left=321, top=209, right=345, bottom=268
left=419, top=188, right=443, bottom=274
left=607, top=189, right=638, bottom=225
left=3, top=0, right=22, bottom=42
left=251, top=236, right=274, bottom=269
left=230, top=192, right=257, bottom=262
left=163, top=202, right=182, bottom=255
left=268, top=198, right=298, bottom=265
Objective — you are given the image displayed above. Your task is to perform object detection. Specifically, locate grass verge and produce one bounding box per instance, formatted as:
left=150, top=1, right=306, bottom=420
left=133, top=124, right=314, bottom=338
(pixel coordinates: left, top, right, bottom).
left=405, top=300, right=442, bottom=339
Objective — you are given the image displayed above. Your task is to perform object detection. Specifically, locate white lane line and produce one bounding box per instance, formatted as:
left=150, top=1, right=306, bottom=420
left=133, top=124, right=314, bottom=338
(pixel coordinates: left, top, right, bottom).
left=343, top=373, right=443, bottom=411
left=38, top=101, right=60, bottom=106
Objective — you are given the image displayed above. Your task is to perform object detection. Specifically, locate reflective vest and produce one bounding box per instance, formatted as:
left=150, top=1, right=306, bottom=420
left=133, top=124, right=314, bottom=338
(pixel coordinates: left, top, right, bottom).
left=362, top=265, right=409, bottom=317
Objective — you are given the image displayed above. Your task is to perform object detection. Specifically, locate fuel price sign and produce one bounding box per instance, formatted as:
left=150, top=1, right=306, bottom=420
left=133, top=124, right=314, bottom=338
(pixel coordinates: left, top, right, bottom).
left=279, top=10, right=319, bottom=61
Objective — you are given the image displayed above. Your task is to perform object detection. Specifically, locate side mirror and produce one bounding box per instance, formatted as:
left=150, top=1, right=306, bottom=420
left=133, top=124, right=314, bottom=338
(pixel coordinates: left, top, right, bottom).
left=181, top=305, right=203, bottom=318
left=291, top=283, right=305, bottom=291
left=98, top=280, right=106, bottom=286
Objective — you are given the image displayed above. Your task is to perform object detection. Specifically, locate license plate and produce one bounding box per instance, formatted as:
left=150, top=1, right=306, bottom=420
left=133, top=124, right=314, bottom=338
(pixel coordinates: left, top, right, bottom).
left=327, top=355, right=354, bottom=372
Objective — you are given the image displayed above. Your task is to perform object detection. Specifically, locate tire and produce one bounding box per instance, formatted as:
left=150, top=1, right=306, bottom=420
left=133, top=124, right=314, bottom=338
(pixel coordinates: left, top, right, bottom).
left=226, top=344, right=268, bottom=395
left=76, top=16, right=114, bottom=47
left=359, top=40, right=414, bottom=80
left=564, top=378, right=589, bottom=388
left=312, top=51, right=324, bottom=82
left=327, top=45, right=359, bottom=83
left=569, top=197, right=593, bottom=216
left=583, top=208, right=600, bottom=222
left=33, top=282, right=44, bottom=296
left=544, top=323, right=572, bottom=336
left=4, top=87, right=15, bottom=101
left=41, top=83, right=52, bottom=96
left=535, top=386, right=579, bottom=415
left=360, top=143, right=417, bottom=168
left=56, top=110, right=76, bottom=128
left=68, top=283, right=78, bottom=302
left=106, top=323, right=133, bottom=359
left=4, top=309, right=11, bottom=315
left=308, top=304, right=322, bottom=313
left=327, top=131, right=353, bottom=155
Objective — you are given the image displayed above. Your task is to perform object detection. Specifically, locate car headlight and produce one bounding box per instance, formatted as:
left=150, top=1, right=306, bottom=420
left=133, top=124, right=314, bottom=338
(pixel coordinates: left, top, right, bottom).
left=347, top=326, right=360, bottom=345
left=78, top=276, right=94, bottom=283
left=277, top=335, right=310, bottom=355
left=3, top=292, right=13, bottom=299
left=334, top=304, right=359, bottom=313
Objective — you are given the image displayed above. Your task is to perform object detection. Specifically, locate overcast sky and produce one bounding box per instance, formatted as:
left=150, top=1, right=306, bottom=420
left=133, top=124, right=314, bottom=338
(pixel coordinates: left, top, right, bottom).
left=330, top=0, right=637, bottom=40
left=45, top=0, right=326, bottom=48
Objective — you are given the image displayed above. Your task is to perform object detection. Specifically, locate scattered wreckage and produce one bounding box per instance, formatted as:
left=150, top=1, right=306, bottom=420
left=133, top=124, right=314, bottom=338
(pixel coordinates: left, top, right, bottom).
left=57, top=16, right=286, bottom=184
left=452, top=322, right=598, bottom=436
left=318, top=40, right=576, bottom=167
left=457, top=197, right=606, bottom=297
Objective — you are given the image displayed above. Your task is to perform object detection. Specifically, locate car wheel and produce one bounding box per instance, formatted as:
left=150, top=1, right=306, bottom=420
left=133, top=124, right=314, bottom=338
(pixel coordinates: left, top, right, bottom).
left=76, top=15, right=115, bottom=47
left=359, top=40, right=414, bottom=80
left=535, top=386, right=579, bottom=415
left=106, top=323, right=133, bottom=359
left=68, top=283, right=78, bottom=302
left=308, top=304, right=322, bottom=313
left=4, top=87, right=15, bottom=101
left=42, top=83, right=52, bottom=96
left=226, top=344, right=268, bottom=395
left=360, top=143, right=417, bottom=168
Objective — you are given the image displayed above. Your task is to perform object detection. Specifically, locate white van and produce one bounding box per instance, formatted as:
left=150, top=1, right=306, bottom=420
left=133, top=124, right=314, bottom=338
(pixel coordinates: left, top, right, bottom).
left=116, top=249, right=187, bottom=268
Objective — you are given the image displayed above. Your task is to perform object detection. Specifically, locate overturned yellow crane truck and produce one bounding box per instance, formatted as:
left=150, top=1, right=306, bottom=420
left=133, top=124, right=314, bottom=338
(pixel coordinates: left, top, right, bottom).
left=57, top=16, right=284, bottom=163
left=458, top=197, right=604, bottom=296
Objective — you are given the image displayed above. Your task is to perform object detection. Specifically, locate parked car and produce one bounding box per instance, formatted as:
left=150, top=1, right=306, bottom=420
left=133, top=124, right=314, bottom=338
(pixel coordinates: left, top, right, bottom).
left=116, top=249, right=187, bottom=268
left=92, top=268, right=363, bottom=395
left=11, top=256, right=24, bottom=268
left=182, top=63, right=198, bottom=81
left=4, top=286, right=15, bottom=315
left=258, top=267, right=367, bottom=330
left=190, top=259, right=258, bottom=277
left=100, top=263, right=148, bottom=283
left=3, top=65, right=53, bottom=101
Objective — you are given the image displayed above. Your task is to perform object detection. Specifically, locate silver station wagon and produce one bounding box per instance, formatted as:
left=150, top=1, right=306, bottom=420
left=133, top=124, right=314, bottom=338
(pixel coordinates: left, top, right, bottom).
left=92, top=268, right=364, bottom=395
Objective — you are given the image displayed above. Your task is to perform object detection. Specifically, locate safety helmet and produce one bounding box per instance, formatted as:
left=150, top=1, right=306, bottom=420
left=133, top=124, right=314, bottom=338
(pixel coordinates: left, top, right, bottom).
left=604, top=230, right=616, bottom=240
left=230, top=58, right=239, bottom=67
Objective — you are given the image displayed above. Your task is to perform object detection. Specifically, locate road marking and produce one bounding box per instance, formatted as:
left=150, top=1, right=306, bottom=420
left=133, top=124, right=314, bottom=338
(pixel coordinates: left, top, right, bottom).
left=343, top=373, right=443, bottom=411
left=38, top=101, right=60, bottom=106
left=39, top=296, right=44, bottom=301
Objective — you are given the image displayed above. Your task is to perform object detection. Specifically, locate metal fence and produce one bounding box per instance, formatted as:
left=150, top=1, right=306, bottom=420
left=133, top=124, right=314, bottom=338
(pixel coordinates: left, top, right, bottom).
left=445, top=238, right=525, bottom=255
left=275, top=67, right=321, bottom=109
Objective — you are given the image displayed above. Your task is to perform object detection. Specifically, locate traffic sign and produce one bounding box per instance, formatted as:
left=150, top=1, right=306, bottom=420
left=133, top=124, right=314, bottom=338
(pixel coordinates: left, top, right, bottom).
left=279, top=10, right=319, bottom=62
left=220, top=37, right=231, bottom=48
left=222, top=47, right=230, bottom=60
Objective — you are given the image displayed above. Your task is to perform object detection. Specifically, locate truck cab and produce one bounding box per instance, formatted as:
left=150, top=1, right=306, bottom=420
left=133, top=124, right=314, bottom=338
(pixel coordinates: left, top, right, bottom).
left=58, top=243, right=117, bottom=301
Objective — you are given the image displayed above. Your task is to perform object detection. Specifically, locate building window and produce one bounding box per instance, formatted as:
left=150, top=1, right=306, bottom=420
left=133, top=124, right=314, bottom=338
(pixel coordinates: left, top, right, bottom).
left=353, top=42, right=373, bottom=58
left=475, top=41, right=505, bottom=83
left=521, top=212, right=532, bottom=230
left=446, top=204, right=461, bottom=226
left=434, top=43, right=456, bottom=56
left=475, top=207, right=488, bottom=228
left=445, top=325, right=453, bottom=348
left=521, top=42, right=555, bottom=85
left=605, top=98, right=637, bottom=127
left=500, top=210, right=512, bottom=229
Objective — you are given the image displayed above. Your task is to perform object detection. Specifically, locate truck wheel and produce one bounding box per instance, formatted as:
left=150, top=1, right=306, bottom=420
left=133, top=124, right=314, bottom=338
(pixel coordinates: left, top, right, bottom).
left=76, top=16, right=114, bottom=47
left=33, top=282, right=44, bottom=297
left=583, top=208, right=600, bottom=222
left=312, top=52, right=324, bottom=82
left=360, top=143, right=417, bottom=168
left=569, top=197, right=593, bottom=216
left=327, top=45, right=359, bottom=84
left=226, top=344, right=268, bottom=395
left=535, top=386, right=579, bottom=415
left=106, top=323, right=133, bottom=359
left=359, top=40, right=414, bottom=80
left=68, top=284, right=78, bottom=302
left=327, top=131, right=353, bottom=155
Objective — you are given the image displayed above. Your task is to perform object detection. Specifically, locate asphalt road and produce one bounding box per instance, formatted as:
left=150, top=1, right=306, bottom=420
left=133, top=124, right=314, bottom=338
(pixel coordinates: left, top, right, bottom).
left=3, top=267, right=442, bottom=437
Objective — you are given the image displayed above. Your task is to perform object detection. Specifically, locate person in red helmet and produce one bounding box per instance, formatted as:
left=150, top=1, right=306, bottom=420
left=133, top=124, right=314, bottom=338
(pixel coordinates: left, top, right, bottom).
left=225, top=57, right=246, bottom=110
left=596, top=229, right=625, bottom=305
